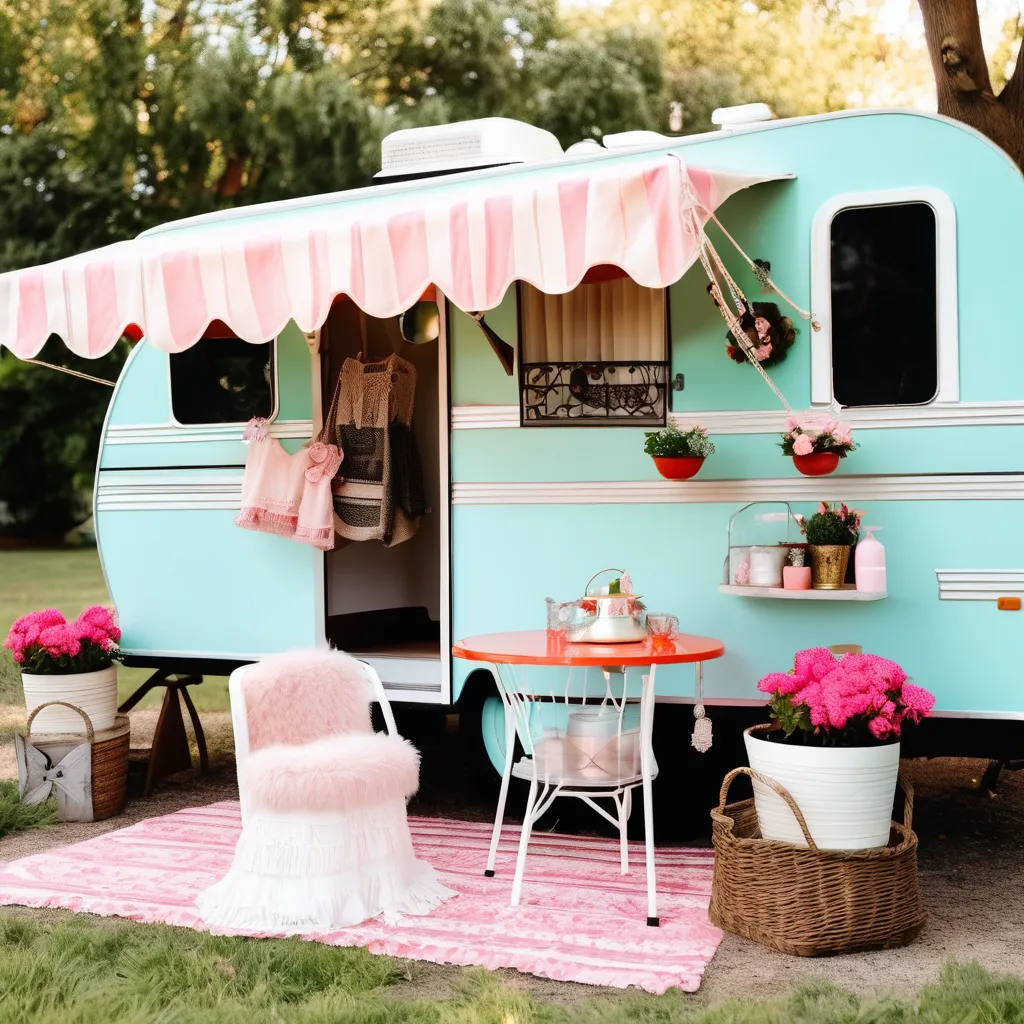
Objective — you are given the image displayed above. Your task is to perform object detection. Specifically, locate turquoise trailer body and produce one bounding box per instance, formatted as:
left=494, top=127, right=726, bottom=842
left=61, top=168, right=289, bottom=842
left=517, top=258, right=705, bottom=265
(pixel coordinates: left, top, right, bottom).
left=90, top=110, right=1023, bottom=772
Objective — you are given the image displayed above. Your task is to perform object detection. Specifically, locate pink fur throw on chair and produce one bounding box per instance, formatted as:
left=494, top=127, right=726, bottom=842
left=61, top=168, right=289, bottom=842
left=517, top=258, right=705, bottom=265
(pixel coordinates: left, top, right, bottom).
left=242, top=732, right=421, bottom=813
left=243, top=649, right=373, bottom=751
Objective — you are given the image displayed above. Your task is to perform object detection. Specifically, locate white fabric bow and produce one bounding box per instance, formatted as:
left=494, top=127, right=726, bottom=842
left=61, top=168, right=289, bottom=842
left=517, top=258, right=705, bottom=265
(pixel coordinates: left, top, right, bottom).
left=15, top=733, right=94, bottom=822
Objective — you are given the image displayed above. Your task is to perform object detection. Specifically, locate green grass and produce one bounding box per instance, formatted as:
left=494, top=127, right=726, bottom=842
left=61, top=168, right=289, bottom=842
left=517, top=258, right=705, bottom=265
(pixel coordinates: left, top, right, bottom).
left=0, top=780, right=57, bottom=839
left=0, top=548, right=230, bottom=713
left=0, top=913, right=1021, bottom=1024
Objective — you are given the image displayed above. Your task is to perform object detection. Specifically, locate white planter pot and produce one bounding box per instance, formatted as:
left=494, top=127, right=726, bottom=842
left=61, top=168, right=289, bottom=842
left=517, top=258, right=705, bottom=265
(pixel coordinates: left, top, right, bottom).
left=743, top=726, right=900, bottom=851
left=22, top=667, right=119, bottom=734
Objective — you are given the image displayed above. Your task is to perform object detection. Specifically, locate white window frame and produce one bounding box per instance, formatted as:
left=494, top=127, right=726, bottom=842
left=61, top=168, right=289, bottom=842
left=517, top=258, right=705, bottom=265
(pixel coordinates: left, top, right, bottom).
left=810, top=187, right=959, bottom=408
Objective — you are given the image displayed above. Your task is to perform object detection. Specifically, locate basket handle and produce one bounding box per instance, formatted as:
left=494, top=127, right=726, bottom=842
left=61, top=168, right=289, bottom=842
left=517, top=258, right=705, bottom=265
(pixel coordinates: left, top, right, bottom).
left=585, top=569, right=626, bottom=594
left=897, top=768, right=914, bottom=832
left=718, top=766, right=819, bottom=851
left=26, top=701, right=95, bottom=744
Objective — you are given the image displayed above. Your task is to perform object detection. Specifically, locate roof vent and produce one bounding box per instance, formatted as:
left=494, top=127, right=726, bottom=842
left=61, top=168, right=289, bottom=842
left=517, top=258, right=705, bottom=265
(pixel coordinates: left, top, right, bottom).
left=601, top=130, right=674, bottom=149
left=711, top=103, right=773, bottom=129
left=564, top=139, right=603, bottom=156
left=374, top=117, right=563, bottom=184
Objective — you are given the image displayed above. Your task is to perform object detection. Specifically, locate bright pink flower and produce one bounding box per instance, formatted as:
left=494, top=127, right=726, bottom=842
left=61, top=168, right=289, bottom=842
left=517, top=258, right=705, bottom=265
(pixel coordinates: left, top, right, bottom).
left=869, top=715, right=892, bottom=740
left=794, top=647, right=838, bottom=683
left=764, top=647, right=929, bottom=745
left=757, top=671, right=804, bottom=696
left=7, top=609, right=65, bottom=649
left=901, top=683, right=935, bottom=723
left=793, top=434, right=815, bottom=456
left=12, top=651, right=24, bottom=664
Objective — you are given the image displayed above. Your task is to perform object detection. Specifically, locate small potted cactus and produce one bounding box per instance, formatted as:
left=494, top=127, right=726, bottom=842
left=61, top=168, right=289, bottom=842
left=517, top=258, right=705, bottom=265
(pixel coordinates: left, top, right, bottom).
left=644, top=425, right=715, bottom=480
left=803, top=502, right=863, bottom=589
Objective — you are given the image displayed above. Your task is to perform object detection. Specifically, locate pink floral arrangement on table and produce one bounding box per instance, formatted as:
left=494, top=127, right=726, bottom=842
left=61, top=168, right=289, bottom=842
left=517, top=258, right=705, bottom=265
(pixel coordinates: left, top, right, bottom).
left=780, top=413, right=856, bottom=459
left=758, top=647, right=934, bottom=746
left=3, top=606, right=122, bottom=675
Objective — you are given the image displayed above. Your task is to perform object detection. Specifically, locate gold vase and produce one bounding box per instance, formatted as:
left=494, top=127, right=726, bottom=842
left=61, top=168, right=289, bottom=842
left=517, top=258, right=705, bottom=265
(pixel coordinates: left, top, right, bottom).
left=808, top=545, right=851, bottom=590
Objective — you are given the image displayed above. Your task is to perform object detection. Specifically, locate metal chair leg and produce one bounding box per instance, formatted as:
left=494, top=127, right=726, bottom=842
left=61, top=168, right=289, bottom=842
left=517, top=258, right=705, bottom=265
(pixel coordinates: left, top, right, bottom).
left=511, top=776, right=538, bottom=907
left=485, top=701, right=517, bottom=876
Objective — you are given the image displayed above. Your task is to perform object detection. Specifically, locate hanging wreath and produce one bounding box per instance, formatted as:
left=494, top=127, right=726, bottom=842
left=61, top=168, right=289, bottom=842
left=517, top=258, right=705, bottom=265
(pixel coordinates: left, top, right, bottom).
left=705, top=284, right=796, bottom=369
left=723, top=301, right=797, bottom=368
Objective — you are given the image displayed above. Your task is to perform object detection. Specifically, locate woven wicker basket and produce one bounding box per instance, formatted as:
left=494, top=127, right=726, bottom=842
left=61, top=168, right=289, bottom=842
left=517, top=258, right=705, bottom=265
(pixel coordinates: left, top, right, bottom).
left=709, top=766, right=926, bottom=956
left=24, top=701, right=130, bottom=821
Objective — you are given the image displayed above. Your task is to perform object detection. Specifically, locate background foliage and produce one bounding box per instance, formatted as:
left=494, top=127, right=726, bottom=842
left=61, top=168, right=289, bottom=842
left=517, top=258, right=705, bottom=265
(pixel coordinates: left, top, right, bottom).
left=0, top=0, right=934, bottom=537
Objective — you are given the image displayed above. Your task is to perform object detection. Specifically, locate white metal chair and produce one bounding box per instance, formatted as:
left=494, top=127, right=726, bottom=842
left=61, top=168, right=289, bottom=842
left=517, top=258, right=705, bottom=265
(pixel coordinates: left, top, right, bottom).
left=484, top=662, right=662, bottom=925
left=196, top=648, right=453, bottom=933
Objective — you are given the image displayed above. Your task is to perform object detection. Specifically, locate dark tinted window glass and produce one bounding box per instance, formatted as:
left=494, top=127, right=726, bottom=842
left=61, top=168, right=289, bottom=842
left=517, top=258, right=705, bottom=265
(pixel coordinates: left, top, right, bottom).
left=830, top=202, right=938, bottom=406
left=169, top=337, right=274, bottom=424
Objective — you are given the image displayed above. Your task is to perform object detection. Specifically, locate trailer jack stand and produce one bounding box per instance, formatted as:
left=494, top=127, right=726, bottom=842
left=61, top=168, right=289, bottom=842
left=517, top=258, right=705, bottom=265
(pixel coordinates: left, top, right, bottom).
left=980, top=758, right=1024, bottom=796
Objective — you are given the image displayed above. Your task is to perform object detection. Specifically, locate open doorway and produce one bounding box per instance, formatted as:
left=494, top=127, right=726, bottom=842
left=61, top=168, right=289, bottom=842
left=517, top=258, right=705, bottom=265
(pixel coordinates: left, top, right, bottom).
left=318, top=300, right=448, bottom=699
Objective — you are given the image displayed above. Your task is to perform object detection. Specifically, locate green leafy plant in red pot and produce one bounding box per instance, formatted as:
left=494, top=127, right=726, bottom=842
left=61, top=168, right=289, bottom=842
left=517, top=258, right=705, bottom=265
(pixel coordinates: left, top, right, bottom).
left=644, top=425, right=715, bottom=480
left=780, top=414, right=856, bottom=476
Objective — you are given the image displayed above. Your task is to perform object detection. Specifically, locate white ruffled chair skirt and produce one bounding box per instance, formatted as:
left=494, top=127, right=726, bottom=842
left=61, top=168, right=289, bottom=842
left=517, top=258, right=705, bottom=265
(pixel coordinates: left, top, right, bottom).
left=196, top=798, right=455, bottom=933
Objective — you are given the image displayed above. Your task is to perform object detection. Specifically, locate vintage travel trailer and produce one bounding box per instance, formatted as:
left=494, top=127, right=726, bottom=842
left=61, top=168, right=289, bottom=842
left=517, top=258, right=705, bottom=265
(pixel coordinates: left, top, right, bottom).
left=3, top=106, right=1023, bottom=785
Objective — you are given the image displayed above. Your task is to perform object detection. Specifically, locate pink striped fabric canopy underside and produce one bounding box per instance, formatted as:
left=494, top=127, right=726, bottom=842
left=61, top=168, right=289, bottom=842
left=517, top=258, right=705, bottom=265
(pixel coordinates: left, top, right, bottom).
left=0, top=153, right=783, bottom=360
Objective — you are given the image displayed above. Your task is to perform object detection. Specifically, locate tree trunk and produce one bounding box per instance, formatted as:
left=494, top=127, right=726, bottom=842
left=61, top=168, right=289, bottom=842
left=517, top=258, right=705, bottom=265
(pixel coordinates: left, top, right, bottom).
left=918, top=0, right=1024, bottom=169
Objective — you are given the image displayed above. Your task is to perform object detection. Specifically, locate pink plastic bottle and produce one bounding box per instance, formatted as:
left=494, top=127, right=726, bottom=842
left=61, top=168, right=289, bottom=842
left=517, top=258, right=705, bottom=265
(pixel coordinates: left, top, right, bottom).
left=855, top=526, right=886, bottom=593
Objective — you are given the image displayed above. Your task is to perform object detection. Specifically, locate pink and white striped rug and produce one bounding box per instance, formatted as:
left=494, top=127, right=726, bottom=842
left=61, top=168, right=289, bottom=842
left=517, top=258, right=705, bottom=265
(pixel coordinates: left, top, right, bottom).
left=0, top=803, right=722, bottom=993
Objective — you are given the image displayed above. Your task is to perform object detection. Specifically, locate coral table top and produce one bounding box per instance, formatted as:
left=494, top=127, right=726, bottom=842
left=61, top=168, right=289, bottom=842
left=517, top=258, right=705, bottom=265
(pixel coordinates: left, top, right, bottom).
left=452, top=629, right=725, bottom=667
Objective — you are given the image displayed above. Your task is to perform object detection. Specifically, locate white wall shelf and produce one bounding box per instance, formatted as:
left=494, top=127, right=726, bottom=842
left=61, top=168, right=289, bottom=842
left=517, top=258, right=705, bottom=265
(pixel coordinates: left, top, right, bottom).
left=719, top=584, right=887, bottom=602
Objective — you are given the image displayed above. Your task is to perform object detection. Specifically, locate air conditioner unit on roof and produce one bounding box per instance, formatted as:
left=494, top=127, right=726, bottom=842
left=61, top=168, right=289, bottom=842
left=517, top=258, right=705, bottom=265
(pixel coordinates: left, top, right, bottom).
left=374, top=117, right=563, bottom=183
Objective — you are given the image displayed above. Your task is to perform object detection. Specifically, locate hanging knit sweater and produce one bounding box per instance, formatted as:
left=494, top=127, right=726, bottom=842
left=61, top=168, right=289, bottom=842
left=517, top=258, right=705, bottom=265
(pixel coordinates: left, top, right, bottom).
left=331, top=353, right=427, bottom=546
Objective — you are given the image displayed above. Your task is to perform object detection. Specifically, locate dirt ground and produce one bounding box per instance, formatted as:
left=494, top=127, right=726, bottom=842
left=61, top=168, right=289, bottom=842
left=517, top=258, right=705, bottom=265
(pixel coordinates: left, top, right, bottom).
left=1, top=703, right=1023, bottom=1003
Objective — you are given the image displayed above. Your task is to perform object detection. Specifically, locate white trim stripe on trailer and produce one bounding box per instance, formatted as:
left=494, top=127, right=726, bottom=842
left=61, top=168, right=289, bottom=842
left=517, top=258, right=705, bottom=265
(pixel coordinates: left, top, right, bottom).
left=96, top=472, right=1024, bottom=511
left=106, top=420, right=315, bottom=445
left=451, top=475, right=1024, bottom=504
left=102, top=400, right=1024, bottom=443
left=448, top=402, right=1024, bottom=431
left=935, top=570, right=1024, bottom=601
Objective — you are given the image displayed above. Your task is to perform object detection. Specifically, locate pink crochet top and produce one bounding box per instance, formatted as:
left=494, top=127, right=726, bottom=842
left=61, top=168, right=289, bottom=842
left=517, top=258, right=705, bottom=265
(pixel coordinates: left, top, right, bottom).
left=236, top=418, right=343, bottom=550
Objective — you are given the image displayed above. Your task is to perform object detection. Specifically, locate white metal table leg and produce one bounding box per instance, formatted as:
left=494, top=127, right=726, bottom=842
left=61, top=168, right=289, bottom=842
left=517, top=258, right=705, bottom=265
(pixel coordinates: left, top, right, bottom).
left=511, top=776, right=539, bottom=907
left=485, top=667, right=516, bottom=877
left=617, top=791, right=629, bottom=875
left=641, top=663, right=658, bottom=926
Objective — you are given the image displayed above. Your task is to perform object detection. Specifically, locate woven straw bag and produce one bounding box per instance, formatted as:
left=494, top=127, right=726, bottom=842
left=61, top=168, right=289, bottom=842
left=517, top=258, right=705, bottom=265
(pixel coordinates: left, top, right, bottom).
left=709, top=766, right=926, bottom=956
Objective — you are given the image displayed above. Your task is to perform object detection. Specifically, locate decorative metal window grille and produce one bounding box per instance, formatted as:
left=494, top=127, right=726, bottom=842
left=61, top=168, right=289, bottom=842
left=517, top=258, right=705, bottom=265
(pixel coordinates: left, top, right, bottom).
left=520, top=361, right=668, bottom=425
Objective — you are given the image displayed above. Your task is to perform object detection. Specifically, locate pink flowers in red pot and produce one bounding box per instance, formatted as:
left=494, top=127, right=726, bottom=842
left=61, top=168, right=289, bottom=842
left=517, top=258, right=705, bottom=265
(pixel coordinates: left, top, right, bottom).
left=4, top=606, right=122, bottom=675
left=757, top=647, right=934, bottom=746
left=780, top=414, right=856, bottom=476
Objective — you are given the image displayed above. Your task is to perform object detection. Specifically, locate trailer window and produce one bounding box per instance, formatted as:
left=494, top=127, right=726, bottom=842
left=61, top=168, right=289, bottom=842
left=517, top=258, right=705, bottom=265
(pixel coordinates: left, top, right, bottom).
left=517, top=278, right=668, bottom=425
left=829, top=202, right=938, bottom=407
left=169, top=337, right=275, bottom=425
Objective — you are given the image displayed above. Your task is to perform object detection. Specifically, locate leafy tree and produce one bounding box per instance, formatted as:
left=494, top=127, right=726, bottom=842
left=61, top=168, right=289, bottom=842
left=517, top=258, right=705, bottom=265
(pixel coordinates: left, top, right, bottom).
left=0, top=341, right=127, bottom=541
left=917, top=0, right=1024, bottom=167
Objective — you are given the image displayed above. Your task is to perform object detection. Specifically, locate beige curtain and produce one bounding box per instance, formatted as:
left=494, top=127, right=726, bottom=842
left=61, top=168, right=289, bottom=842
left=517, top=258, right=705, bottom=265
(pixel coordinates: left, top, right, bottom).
left=519, top=279, right=667, bottom=364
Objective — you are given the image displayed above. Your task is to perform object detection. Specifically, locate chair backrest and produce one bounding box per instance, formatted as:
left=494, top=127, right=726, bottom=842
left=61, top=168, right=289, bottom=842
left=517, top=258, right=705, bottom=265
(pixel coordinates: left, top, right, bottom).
left=230, top=649, right=399, bottom=766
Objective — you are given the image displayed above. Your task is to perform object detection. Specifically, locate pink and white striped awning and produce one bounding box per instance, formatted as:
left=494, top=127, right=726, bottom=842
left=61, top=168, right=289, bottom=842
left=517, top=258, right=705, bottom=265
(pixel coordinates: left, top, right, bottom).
left=0, top=152, right=787, bottom=359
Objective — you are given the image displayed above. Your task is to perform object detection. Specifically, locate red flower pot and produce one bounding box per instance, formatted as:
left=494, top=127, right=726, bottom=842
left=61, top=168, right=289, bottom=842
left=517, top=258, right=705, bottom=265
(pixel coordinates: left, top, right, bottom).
left=653, top=455, right=705, bottom=480
left=792, top=452, right=841, bottom=477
